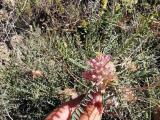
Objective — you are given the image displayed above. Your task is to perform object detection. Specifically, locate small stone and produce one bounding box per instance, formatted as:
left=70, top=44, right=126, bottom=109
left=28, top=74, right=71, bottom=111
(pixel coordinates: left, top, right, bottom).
left=0, top=42, right=9, bottom=58
left=0, top=42, right=10, bottom=68
left=10, top=35, right=24, bottom=48
left=0, top=9, right=8, bottom=21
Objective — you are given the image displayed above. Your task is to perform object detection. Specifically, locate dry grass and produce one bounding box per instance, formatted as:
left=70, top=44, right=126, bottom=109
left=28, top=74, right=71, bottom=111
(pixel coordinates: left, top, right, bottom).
left=0, top=0, right=160, bottom=120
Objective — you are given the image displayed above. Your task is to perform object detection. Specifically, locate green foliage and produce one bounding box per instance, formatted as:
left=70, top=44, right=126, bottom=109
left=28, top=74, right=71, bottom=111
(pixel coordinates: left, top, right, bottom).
left=0, top=0, right=160, bottom=120
left=71, top=85, right=99, bottom=120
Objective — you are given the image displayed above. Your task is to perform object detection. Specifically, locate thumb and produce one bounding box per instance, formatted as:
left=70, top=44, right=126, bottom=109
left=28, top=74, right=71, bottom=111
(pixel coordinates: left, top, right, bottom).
left=79, top=92, right=103, bottom=120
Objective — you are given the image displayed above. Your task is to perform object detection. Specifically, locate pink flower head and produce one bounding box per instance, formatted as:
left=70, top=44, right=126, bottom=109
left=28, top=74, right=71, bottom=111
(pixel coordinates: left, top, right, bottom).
left=82, top=54, right=117, bottom=85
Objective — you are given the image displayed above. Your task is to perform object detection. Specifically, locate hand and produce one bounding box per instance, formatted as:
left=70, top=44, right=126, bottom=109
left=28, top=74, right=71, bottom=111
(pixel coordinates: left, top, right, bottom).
left=45, top=92, right=103, bottom=120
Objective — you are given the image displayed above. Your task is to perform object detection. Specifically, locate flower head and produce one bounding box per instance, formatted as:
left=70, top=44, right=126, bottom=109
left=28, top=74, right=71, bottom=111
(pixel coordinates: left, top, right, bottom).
left=82, top=54, right=117, bottom=86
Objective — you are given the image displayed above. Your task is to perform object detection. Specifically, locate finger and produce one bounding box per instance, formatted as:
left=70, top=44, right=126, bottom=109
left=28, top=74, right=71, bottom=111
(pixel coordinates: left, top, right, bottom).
left=45, top=95, right=85, bottom=120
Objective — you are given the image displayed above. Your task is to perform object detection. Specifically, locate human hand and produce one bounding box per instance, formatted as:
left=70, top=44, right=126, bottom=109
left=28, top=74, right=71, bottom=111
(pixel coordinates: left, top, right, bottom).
left=45, top=92, right=103, bottom=120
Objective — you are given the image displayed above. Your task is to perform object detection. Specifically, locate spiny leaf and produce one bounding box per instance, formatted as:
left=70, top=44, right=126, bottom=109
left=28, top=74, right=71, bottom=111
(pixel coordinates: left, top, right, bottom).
left=68, top=58, right=88, bottom=69
left=71, top=84, right=99, bottom=119
left=88, top=94, right=93, bottom=99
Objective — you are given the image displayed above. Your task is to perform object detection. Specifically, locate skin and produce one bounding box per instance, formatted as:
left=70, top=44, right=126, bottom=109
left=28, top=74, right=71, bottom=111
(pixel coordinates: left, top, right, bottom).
left=45, top=92, right=103, bottom=120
